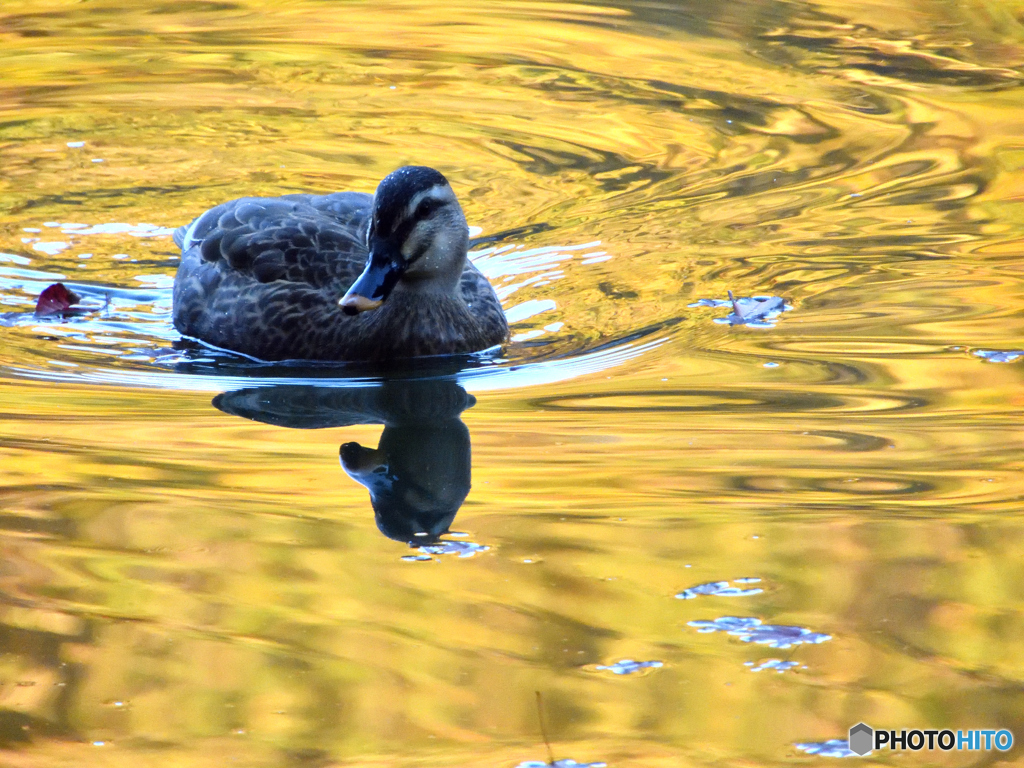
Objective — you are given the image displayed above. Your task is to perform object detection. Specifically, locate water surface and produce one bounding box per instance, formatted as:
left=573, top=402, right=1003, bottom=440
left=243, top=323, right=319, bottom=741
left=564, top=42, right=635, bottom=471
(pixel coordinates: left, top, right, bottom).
left=1, top=1, right=1024, bottom=766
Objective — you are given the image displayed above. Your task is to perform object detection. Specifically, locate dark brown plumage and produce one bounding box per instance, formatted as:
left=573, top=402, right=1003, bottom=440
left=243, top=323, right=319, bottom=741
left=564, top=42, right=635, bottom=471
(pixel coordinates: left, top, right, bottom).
left=172, top=167, right=509, bottom=361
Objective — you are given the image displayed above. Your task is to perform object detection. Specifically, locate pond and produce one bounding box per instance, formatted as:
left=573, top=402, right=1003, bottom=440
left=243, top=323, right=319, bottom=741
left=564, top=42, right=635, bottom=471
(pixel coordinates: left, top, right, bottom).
left=0, top=1, right=1023, bottom=766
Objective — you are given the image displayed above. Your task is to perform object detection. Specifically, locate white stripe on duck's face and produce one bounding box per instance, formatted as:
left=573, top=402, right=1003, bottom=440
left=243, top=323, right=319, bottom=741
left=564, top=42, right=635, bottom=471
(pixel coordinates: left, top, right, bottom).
left=403, top=185, right=454, bottom=229
left=400, top=185, right=457, bottom=260
left=397, top=186, right=468, bottom=290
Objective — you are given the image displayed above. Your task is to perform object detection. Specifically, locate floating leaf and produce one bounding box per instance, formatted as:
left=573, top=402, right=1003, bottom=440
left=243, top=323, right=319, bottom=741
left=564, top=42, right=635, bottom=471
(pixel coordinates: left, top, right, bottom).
left=689, top=294, right=790, bottom=327
left=34, top=283, right=84, bottom=318
left=726, top=291, right=786, bottom=325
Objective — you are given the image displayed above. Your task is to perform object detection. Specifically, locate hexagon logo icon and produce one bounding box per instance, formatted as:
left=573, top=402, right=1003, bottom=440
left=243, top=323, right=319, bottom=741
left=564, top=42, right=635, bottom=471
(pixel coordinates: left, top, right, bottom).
left=849, top=722, right=873, bottom=756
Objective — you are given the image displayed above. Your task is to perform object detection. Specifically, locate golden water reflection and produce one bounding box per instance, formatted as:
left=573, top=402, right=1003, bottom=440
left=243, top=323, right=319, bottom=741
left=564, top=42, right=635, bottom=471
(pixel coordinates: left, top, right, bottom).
left=0, top=0, right=1024, bottom=766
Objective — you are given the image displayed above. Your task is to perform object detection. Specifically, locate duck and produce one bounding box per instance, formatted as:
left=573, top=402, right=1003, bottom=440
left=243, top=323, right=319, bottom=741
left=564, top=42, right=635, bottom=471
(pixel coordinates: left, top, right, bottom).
left=171, top=166, right=509, bottom=361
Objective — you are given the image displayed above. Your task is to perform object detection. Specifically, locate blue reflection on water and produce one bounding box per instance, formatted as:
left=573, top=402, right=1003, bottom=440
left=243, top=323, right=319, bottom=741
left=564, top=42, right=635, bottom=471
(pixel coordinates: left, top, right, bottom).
left=401, top=540, right=489, bottom=561
left=688, top=616, right=830, bottom=648
left=745, top=659, right=801, bottom=673
left=973, top=349, right=1023, bottom=363
left=795, top=739, right=856, bottom=757
left=594, top=659, right=664, bottom=675
left=676, top=578, right=763, bottom=599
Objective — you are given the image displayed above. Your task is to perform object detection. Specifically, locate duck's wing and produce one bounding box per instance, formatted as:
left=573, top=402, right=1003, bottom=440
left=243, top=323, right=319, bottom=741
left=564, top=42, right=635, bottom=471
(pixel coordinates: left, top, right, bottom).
left=459, top=262, right=510, bottom=342
left=173, top=192, right=378, bottom=359
left=180, top=191, right=373, bottom=288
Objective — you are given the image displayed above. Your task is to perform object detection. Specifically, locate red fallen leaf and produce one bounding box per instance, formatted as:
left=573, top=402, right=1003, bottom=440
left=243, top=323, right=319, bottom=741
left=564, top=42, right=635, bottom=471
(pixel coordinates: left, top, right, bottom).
left=34, top=282, right=83, bottom=318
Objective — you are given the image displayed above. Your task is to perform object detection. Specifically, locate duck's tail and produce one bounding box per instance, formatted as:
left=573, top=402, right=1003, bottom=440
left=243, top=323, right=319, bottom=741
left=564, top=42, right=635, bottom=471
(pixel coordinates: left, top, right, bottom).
left=172, top=225, right=189, bottom=249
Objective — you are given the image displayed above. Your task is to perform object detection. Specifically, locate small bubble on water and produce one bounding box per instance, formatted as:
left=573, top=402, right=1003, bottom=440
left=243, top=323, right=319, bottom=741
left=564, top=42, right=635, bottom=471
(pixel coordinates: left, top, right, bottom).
left=764, top=361, right=779, bottom=368
left=67, top=141, right=85, bottom=148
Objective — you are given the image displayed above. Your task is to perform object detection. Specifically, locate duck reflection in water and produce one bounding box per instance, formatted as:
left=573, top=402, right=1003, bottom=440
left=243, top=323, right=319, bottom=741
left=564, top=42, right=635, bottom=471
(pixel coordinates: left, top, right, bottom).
left=213, top=379, right=475, bottom=548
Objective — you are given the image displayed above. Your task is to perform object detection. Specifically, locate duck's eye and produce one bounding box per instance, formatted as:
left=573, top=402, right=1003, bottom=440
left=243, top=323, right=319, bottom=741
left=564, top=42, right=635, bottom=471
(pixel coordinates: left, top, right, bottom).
left=415, top=198, right=440, bottom=219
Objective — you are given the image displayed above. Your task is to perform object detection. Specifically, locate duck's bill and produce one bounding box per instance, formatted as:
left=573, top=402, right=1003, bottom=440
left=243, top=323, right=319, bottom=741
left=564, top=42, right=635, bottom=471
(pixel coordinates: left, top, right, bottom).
left=339, top=257, right=404, bottom=315
left=340, top=442, right=386, bottom=475
left=339, top=293, right=383, bottom=314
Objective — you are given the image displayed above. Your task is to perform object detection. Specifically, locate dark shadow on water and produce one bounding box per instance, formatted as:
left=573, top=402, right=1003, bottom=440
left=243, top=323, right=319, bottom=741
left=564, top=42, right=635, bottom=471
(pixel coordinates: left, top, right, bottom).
left=214, top=379, right=475, bottom=547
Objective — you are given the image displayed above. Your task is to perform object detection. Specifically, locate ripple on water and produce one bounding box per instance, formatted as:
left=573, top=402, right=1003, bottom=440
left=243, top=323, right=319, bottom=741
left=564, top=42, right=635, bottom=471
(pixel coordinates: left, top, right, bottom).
left=401, top=539, right=489, bottom=561
left=0, top=231, right=671, bottom=392
left=758, top=339, right=952, bottom=359
left=727, top=473, right=936, bottom=497
left=530, top=388, right=928, bottom=416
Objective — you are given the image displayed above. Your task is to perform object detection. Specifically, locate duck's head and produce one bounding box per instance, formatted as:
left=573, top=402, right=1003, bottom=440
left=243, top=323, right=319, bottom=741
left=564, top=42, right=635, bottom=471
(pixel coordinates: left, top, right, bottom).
left=340, top=166, right=469, bottom=315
